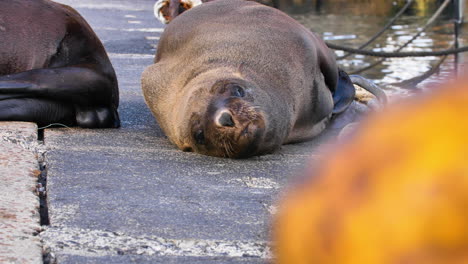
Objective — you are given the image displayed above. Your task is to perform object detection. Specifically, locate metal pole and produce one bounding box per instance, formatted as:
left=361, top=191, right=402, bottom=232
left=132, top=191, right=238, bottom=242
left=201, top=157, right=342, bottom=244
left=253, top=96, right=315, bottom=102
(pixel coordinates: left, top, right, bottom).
left=453, top=0, right=463, bottom=76
left=458, top=0, right=464, bottom=24
left=454, top=0, right=460, bottom=48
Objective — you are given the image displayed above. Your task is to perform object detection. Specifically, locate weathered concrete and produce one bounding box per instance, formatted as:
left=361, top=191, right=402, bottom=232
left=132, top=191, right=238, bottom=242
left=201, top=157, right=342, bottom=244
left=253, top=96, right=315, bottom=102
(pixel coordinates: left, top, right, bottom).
left=41, top=126, right=337, bottom=263
left=55, top=255, right=266, bottom=264
left=0, top=122, right=42, bottom=264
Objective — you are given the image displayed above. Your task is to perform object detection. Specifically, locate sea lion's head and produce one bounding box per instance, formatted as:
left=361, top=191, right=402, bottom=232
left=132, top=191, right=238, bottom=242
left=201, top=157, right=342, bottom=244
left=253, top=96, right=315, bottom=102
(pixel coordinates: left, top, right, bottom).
left=175, top=75, right=267, bottom=158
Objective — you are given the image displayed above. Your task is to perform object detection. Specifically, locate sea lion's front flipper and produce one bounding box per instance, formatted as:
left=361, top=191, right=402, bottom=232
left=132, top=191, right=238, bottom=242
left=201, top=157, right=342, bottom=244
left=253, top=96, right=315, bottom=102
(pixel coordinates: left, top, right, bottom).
left=332, top=69, right=356, bottom=114
left=0, top=82, right=34, bottom=101
left=0, top=81, right=35, bottom=92
left=0, top=66, right=120, bottom=128
left=0, top=66, right=112, bottom=103
left=0, top=97, right=76, bottom=127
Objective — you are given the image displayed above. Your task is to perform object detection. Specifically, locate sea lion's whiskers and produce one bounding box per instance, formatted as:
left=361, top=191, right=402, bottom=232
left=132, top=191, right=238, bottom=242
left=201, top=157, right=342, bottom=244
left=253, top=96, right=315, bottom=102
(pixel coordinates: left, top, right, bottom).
left=227, top=140, right=235, bottom=156
left=222, top=143, right=230, bottom=158
left=224, top=140, right=234, bottom=158
left=227, top=135, right=236, bottom=156
left=217, top=132, right=233, bottom=158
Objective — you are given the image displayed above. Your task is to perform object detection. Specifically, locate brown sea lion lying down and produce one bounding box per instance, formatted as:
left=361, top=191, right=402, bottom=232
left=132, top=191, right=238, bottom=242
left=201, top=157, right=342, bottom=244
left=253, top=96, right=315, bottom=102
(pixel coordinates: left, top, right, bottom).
left=143, top=0, right=367, bottom=158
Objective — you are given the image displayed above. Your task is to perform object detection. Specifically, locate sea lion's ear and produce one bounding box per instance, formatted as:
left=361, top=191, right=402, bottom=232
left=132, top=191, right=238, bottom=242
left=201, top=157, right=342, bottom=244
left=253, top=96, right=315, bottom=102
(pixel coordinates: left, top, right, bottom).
left=332, top=69, right=356, bottom=114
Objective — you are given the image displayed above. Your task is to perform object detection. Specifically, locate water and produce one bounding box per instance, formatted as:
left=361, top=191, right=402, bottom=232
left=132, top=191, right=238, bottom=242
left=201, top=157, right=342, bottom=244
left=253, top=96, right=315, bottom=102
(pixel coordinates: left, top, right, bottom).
left=284, top=0, right=468, bottom=98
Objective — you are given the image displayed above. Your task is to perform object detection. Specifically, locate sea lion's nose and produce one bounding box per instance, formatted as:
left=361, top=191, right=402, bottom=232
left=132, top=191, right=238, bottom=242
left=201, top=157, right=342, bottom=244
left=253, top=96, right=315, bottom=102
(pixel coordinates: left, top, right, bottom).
left=217, top=111, right=235, bottom=127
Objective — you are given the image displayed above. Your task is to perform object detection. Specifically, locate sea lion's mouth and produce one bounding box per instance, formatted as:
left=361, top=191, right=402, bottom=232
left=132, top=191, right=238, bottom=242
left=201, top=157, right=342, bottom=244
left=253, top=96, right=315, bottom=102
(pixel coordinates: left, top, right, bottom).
left=241, top=124, right=250, bottom=136
left=197, top=111, right=264, bottom=158
left=237, top=122, right=256, bottom=140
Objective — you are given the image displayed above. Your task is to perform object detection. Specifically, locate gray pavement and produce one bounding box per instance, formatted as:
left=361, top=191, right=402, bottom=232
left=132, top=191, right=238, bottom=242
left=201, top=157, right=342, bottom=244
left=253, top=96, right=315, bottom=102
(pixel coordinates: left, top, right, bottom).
left=1, top=1, right=372, bottom=263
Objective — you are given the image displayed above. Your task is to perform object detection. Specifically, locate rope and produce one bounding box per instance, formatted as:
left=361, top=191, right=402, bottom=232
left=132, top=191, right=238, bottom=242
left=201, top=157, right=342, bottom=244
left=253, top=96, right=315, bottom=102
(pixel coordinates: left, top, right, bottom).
left=338, top=0, right=414, bottom=60
left=38, top=123, right=71, bottom=130
left=327, top=0, right=452, bottom=74
left=327, top=43, right=468, bottom=57
left=352, top=0, right=451, bottom=74
left=349, top=75, right=388, bottom=104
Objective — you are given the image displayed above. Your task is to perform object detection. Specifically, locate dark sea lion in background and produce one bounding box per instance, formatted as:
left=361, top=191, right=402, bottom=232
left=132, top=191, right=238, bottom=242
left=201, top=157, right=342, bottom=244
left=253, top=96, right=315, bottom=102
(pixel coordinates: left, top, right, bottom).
left=0, top=0, right=120, bottom=128
left=142, top=0, right=357, bottom=158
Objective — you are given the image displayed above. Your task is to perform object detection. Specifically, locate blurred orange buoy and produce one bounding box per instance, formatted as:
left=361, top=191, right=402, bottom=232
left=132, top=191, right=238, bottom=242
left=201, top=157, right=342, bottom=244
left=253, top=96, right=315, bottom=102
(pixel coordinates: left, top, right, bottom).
left=274, top=80, right=468, bottom=264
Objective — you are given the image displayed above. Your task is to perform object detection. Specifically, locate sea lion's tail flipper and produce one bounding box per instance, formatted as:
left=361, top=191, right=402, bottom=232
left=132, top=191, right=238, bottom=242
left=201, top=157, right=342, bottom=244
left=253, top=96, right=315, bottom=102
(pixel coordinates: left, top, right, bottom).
left=349, top=75, right=388, bottom=105
left=332, top=69, right=356, bottom=114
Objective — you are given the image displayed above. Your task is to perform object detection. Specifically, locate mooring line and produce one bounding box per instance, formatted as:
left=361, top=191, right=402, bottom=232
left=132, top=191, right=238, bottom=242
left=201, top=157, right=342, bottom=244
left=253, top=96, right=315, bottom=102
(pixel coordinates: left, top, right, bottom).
left=328, top=43, right=468, bottom=58
left=337, top=0, right=414, bottom=60
left=326, top=0, right=453, bottom=75
left=351, top=0, right=451, bottom=74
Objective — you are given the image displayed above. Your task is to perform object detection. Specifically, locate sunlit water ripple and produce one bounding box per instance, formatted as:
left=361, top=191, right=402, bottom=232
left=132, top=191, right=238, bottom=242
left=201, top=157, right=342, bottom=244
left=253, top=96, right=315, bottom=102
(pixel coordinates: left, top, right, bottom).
left=289, top=2, right=468, bottom=99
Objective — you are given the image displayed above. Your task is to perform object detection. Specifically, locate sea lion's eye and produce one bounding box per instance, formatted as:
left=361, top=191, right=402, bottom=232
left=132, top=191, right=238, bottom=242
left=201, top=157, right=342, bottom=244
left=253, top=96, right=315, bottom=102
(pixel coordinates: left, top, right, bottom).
left=194, top=129, right=205, bottom=145
left=231, top=85, right=245, bottom=97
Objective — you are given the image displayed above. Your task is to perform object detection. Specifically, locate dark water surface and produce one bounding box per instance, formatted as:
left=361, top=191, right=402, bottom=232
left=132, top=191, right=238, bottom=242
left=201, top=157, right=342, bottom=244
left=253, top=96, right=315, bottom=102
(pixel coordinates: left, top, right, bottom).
left=285, top=0, right=468, bottom=98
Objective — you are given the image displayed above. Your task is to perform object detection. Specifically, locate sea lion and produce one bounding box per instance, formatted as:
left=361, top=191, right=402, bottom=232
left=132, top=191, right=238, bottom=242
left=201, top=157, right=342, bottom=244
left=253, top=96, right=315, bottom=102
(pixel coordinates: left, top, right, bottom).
left=0, top=0, right=120, bottom=128
left=142, top=0, right=356, bottom=158
left=154, top=0, right=203, bottom=24
left=154, top=0, right=278, bottom=24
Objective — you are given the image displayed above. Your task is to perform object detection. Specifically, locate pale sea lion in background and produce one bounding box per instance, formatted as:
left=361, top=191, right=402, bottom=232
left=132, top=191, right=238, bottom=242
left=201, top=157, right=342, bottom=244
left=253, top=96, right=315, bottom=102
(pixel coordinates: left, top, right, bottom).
left=154, top=0, right=203, bottom=24
left=0, top=0, right=120, bottom=128
left=154, top=0, right=278, bottom=24
left=142, top=0, right=357, bottom=158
